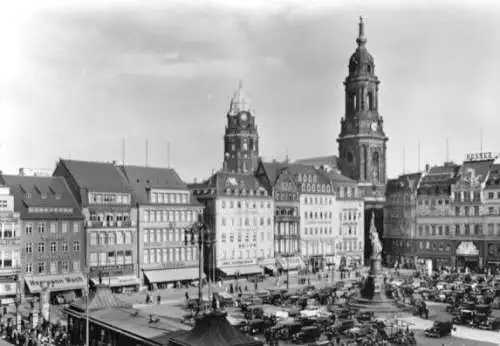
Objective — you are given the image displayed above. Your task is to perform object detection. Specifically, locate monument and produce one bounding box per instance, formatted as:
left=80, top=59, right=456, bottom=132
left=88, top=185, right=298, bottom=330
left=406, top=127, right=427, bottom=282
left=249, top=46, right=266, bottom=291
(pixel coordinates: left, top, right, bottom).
left=348, top=212, right=405, bottom=312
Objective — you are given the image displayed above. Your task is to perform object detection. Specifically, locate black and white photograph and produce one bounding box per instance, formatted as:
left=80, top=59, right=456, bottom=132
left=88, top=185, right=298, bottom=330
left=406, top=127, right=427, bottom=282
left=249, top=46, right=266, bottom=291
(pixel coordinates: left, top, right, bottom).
left=0, top=0, right=500, bottom=345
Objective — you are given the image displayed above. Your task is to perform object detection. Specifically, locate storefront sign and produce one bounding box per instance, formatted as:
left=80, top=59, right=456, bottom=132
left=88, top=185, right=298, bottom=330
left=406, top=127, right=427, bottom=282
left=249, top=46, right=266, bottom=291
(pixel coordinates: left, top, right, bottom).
left=220, top=259, right=255, bottom=266
left=456, top=241, right=479, bottom=256
left=25, top=273, right=85, bottom=293
left=0, top=282, right=17, bottom=296
left=90, top=264, right=134, bottom=276
left=465, top=152, right=498, bottom=162
left=1, top=298, right=15, bottom=305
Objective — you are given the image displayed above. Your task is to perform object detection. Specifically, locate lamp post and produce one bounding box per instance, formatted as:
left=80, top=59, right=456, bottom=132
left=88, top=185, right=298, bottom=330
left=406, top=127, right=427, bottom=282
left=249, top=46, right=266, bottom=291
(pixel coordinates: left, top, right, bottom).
left=15, top=274, right=21, bottom=332
left=185, top=221, right=214, bottom=313
left=83, top=266, right=90, bottom=346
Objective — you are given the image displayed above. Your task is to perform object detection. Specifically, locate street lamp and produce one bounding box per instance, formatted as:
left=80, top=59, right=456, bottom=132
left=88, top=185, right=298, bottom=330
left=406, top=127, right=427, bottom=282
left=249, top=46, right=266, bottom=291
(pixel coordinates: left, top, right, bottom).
left=83, top=266, right=90, bottom=346
left=184, top=221, right=215, bottom=314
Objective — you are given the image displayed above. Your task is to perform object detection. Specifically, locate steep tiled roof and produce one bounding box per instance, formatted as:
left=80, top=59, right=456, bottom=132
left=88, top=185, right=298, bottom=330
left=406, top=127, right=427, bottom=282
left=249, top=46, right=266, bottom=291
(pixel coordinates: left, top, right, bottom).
left=485, top=164, right=500, bottom=189
left=260, top=162, right=289, bottom=186
left=419, top=163, right=460, bottom=189
left=319, top=167, right=355, bottom=183
left=57, top=159, right=130, bottom=193
left=294, top=155, right=338, bottom=169
left=118, top=165, right=201, bottom=206
left=2, top=174, right=83, bottom=220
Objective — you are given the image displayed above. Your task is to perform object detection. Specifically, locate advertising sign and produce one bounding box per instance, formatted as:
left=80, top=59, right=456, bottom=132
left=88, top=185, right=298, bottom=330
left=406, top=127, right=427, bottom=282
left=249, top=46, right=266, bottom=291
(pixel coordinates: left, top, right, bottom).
left=465, top=152, right=498, bottom=162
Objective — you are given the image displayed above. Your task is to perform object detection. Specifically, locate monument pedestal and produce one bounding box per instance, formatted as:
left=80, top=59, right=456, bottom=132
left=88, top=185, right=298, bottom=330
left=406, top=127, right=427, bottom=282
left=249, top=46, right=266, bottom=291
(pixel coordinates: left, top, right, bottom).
left=348, top=256, right=409, bottom=313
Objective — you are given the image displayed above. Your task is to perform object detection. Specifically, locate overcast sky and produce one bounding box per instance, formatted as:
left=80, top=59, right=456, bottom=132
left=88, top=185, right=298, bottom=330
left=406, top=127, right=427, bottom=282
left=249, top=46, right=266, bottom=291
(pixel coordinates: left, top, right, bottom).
left=1, top=0, right=499, bottom=182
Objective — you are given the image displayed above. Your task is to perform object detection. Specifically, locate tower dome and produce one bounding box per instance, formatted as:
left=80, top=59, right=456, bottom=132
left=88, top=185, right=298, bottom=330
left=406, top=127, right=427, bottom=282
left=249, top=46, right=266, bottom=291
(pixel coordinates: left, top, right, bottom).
left=349, top=17, right=375, bottom=75
left=229, top=80, right=252, bottom=114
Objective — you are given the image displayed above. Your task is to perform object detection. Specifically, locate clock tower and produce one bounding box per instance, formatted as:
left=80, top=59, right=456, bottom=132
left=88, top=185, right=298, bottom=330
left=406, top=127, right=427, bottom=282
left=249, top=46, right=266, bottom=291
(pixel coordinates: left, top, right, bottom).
left=223, top=82, right=260, bottom=174
left=337, top=17, right=388, bottom=260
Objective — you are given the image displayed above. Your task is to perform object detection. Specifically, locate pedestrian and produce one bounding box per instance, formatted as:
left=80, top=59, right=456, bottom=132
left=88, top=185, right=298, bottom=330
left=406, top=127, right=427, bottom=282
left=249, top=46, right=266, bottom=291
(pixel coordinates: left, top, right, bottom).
left=254, top=282, right=258, bottom=291
left=157, top=294, right=161, bottom=305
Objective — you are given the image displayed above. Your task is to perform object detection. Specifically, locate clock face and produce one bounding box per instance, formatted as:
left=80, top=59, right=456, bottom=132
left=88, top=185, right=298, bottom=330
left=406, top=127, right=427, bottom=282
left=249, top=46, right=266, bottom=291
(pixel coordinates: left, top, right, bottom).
left=240, top=112, right=248, bottom=121
left=371, top=121, right=378, bottom=131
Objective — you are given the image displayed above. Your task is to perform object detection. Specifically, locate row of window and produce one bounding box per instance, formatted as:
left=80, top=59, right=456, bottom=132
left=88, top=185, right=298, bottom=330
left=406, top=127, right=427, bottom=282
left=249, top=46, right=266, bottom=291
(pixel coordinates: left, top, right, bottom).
left=143, top=247, right=197, bottom=264
left=150, top=191, right=190, bottom=205
left=28, top=207, right=73, bottom=214
left=220, top=231, right=272, bottom=243
left=143, top=209, right=200, bottom=223
left=304, top=211, right=333, bottom=220
left=25, top=222, right=80, bottom=235
left=275, top=192, right=298, bottom=201
left=89, top=231, right=133, bottom=246
left=144, top=228, right=192, bottom=244
left=26, top=241, right=80, bottom=254
left=304, top=196, right=334, bottom=205
left=487, top=191, right=500, bottom=200
left=304, top=227, right=333, bottom=236
left=25, top=260, right=81, bottom=274
left=88, top=251, right=133, bottom=266
left=0, top=223, right=17, bottom=238
left=88, top=212, right=130, bottom=223
left=301, top=183, right=333, bottom=194
left=0, top=250, right=19, bottom=269
left=339, top=210, right=362, bottom=222
left=297, top=174, right=319, bottom=184
left=221, top=217, right=272, bottom=227
left=452, top=191, right=481, bottom=202
left=221, top=200, right=272, bottom=209
left=418, top=199, right=450, bottom=207
left=418, top=223, right=500, bottom=237
left=218, top=248, right=272, bottom=260
left=89, top=192, right=130, bottom=205
left=338, top=240, right=362, bottom=252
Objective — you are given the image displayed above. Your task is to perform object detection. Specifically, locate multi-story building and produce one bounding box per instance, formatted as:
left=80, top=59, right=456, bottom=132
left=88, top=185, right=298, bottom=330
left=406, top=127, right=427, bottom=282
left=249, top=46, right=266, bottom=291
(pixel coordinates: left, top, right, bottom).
left=294, top=165, right=336, bottom=273
left=296, top=18, right=388, bottom=262
left=255, top=161, right=301, bottom=274
left=323, top=167, right=365, bottom=270
left=118, top=165, right=204, bottom=289
left=2, top=175, right=86, bottom=302
left=190, top=83, right=275, bottom=279
left=384, top=152, right=500, bottom=273
left=483, top=163, right=500, bottom=272
left=0, top=177, right=21, bottom=306
left=54, top=159, right=139, bottom=292
left=190, top=172, right=274, bottom=279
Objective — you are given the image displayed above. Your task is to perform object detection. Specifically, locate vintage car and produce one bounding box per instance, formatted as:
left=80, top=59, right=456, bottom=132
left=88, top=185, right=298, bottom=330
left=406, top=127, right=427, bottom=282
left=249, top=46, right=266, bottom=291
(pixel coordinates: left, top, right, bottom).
left=356, top=311, right=374, bottom=322
left=452, top=309, right=475, bottom=326
left=476, top=317, right=500, bottom=331
left=243, top=305, right=264, bottom=320
left=273, top=321, right=303, bottom=340
left=291, top=326, right=322, bottom=344
left=424, top=321, right=454, bottom=338
left=238, top=319, right=269, bottom=335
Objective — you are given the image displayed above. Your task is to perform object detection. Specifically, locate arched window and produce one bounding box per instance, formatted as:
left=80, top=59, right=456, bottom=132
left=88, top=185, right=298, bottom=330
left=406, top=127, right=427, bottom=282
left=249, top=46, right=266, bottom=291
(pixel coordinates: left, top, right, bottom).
left=372, top=151, right=380, bottom=181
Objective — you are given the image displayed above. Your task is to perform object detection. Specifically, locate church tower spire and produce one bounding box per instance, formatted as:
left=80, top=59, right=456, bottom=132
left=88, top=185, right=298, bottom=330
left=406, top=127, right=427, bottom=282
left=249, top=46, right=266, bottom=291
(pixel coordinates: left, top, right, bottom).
left=337, top=17, right=388, bottom=187
left=223, top=81, right=259, bottom=174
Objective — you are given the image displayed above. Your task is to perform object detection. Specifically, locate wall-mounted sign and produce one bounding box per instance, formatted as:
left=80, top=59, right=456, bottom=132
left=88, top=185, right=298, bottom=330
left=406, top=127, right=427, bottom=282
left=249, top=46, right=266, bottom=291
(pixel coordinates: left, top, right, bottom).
left=90, top=264, right=134, bottom=276
left=465, top=152, right=498, bottom=162
left=220, top=259, right=255, bottom=267
left=25, top=273, right=85, bottom=293
left=456, top=241, right=479, bottom=256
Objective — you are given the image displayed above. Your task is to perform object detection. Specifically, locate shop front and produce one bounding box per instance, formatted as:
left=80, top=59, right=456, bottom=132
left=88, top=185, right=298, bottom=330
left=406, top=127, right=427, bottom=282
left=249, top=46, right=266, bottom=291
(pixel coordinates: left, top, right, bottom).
left=456, top=241, right=480, bottom=272
left=217, top=259, right=263, bottom=280
left=89, top=264, right=139, bottom=293
left=143, top=266, right=203, bottom=290
left=0, top=280, right=18, bottom=306
left=24, top=272, right=86, bottom=304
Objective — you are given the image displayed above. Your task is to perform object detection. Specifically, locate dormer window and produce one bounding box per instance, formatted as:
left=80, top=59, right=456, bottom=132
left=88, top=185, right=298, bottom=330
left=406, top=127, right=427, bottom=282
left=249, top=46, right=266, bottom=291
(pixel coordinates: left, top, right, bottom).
left=25, top=193, right=31, bottom=199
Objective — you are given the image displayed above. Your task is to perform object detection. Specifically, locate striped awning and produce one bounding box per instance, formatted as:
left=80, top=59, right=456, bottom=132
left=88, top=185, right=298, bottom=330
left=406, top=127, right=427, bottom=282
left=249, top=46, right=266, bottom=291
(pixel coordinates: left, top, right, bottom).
left=219, top=265, right=263, bottom=276
left=143, top=268, right=203, bottom=283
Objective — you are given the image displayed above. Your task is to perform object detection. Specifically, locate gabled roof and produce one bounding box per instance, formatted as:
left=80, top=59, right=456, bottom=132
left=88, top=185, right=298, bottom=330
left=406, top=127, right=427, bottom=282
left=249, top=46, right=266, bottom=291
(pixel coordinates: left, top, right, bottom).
left=2, top=174, right=83, bottom=220
left=167, top=311, right=262, bottom=346
left=57, top=159, right=130, bottom=193
left=386, top=172, right=422, bottom=194
left=454, top=159, right=494, bottom=187
left=118, top=165, right=201, bottom=205
left=318, top=167, right=355, bottom=184
left=485, top=164, right=500, bottom=189
left=259, top=162, right=290, bottom=186
left=294, top=155, right=338, bottom=169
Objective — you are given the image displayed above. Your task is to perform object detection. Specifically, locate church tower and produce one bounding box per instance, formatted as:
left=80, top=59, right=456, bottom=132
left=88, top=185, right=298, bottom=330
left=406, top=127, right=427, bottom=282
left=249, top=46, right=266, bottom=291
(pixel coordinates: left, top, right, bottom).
left=223, top=82, right=260, bottom=174
left=337, top=17, right=388, bottom=188
left=337, top=18, right=388, bottom=262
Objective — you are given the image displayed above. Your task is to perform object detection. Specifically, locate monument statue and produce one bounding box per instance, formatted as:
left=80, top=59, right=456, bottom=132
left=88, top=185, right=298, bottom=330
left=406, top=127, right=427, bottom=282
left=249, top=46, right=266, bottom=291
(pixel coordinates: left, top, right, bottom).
left=369, top=212, right=382, bottom=258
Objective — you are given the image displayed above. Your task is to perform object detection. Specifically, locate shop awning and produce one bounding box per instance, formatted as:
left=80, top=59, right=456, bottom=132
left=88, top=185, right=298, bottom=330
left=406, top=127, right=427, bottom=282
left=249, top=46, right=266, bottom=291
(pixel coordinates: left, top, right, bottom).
left=143, top=267, right=203, bottom=283
left=219, top=265, right=263, bottom=276
left=264, top=265, right=276, bottom=272
left=25, top=273, right=85, bottom=294
left=90, top=275, right=139, bottom=287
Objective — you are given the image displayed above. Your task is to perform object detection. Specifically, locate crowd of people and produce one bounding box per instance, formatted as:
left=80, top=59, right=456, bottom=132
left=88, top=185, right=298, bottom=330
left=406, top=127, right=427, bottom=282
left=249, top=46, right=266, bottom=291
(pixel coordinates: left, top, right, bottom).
left=0, top=317, right=68, bottom=346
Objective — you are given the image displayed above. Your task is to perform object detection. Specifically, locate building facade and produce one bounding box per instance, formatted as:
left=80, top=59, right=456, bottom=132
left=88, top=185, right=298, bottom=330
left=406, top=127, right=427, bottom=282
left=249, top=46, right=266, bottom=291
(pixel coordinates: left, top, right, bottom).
left=0, top=178, right=21, bottom=306
left=119, top=165, right=204, bottom=289
left=190, top=172, right=275, bottom=279
left=255, top=162, right=301, bottom=274
left=54, top=160, right=139, bottom=292
left=2, top=175, right=86, bottom=304
left=384, top=152, right=500, bottom=273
